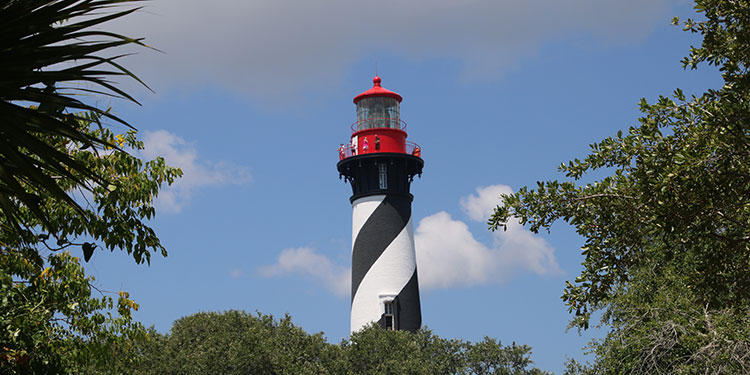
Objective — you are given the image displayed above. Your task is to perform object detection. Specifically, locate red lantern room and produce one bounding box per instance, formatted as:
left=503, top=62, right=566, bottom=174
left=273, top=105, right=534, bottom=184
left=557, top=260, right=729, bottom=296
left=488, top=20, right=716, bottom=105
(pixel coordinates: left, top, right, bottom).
left=338, top=76, right=421, bottom=159
left=337, top=76, right=423, bottom=203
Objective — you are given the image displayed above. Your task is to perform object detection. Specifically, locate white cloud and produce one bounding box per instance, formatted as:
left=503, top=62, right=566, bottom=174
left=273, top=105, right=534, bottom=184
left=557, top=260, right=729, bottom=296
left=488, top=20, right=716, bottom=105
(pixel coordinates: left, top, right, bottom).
left=415, top=185, right=561, bottom=290
left=109, top=0, right=670, bottom=100
left=140, top=130, right=250, bottom=212
left=261, top=185, right=561, bottom=296
left=259, top=247, right=350, bottom=297
left=460, top=184, right=513, bottom=223
left=414, top=211, right=495, bottom=288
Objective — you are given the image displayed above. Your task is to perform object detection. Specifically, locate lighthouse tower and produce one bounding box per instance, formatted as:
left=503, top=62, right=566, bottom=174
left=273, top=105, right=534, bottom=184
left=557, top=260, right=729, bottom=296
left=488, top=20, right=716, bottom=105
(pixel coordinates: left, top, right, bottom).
left=337, top=76, right=424, bottom=333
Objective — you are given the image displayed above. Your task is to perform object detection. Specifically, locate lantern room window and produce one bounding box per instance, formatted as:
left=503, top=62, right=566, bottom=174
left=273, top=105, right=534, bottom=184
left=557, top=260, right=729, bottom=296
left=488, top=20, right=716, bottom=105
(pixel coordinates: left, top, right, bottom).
left=356, top=97, right=400, bottom=130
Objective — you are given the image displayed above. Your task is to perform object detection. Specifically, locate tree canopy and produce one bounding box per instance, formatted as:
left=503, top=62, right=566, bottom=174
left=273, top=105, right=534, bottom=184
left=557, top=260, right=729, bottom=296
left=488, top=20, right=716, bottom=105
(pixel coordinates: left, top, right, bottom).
left=113, top=310, right=548, bottom=375
left=490, top=0, right=750, bottom=373
left=0, top=118, right=180, bottom=374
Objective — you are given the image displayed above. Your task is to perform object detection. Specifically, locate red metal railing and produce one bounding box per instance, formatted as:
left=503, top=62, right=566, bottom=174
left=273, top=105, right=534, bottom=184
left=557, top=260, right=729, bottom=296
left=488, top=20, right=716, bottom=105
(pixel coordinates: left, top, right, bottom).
left=406, top=141, right=422, bottom=157
left=336, top=141, right=422, bottom=160
left=350, top=118, right=407, bottom=133
left=337, top=143, right=357, bottom=159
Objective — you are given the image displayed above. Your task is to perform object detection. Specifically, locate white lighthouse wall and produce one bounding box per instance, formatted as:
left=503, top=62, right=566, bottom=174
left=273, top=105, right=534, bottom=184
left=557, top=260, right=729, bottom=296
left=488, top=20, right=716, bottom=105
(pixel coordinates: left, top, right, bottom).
left=351, top=195, right=384, bottom=247
left=351, top=194, right=416, bottom=332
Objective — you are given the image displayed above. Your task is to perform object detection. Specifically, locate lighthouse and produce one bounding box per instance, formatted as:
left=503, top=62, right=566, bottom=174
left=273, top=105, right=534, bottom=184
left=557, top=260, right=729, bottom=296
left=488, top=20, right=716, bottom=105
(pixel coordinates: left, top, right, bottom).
left=337, top=76, right=424, bottom=333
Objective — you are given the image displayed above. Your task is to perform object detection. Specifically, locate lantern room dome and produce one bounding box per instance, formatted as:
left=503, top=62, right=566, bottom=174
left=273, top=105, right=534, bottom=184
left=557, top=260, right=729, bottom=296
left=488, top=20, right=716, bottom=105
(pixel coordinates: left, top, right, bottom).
left=353, top=76, right=402, bottom=103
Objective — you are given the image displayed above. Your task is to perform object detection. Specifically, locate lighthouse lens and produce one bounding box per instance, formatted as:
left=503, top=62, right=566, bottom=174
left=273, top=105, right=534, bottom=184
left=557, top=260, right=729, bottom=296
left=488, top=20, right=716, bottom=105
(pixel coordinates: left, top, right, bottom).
left=356, top=97, right=400, bottom=130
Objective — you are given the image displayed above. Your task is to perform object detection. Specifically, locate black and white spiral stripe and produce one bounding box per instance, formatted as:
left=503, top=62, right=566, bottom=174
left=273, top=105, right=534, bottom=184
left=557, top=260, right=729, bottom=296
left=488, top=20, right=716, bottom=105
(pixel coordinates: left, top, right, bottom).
left=350, top=194, right=421, bottom=333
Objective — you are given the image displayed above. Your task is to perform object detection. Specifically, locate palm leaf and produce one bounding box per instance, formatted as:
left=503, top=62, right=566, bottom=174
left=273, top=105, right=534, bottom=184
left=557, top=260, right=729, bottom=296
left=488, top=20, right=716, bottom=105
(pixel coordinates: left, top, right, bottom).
left=0, top=0, right=150, bottom=235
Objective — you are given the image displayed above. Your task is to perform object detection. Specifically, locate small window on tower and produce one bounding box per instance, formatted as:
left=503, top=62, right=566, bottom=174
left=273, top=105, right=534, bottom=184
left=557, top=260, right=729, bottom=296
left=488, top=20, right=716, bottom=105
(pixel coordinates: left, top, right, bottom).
left=378, top=164, right=387, bottom=189
left=384, top=301, right=395, bottom=330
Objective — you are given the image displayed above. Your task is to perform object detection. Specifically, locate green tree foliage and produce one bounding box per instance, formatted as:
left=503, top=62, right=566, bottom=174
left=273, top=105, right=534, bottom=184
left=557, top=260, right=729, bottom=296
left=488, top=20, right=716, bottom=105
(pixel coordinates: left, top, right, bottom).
left=124, top=310, right=547, bottom=375
left=344, top=327, right=546, bottom=375
left=159, top=311, right=335, bottom=375
left=0, top=1, right=182, bottom=373
left=343, top=325, right=466, bottom=374
left=127, top=311, right=339, bottom=375
left=490, top=0, right=750, bottom=373
left=0, top=119, right=180, bottom=374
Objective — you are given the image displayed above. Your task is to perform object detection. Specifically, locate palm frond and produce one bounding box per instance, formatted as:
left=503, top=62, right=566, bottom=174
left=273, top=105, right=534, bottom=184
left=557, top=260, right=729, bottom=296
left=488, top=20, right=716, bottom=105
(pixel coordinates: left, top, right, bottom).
left=0, top=0, right=150, bottom=235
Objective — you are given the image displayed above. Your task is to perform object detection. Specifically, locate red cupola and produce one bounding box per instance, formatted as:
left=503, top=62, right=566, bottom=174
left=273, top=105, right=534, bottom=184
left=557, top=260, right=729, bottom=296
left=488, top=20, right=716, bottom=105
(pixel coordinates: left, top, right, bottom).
left=338, top=76, right=421, bottom=159
left=353, top=76, right=403, bottom=103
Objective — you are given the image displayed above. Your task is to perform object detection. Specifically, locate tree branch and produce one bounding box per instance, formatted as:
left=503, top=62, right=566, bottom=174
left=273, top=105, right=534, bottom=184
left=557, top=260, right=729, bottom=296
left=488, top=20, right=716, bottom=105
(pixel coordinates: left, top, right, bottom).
left=571, top=193, right=636, bottom=202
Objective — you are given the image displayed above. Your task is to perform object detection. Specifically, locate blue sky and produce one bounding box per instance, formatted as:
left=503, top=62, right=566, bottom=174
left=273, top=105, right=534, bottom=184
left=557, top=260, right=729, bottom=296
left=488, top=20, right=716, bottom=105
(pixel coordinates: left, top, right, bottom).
left=83, top=0, right=721, bottom=373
